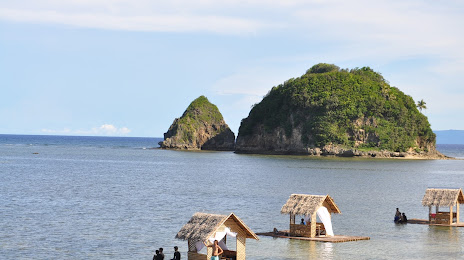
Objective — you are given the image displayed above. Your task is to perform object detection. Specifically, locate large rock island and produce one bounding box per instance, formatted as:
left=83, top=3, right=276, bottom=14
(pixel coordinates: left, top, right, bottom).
left=236, top=63, right=445, bottom=158
left=159, top=96, right=235, bottom=151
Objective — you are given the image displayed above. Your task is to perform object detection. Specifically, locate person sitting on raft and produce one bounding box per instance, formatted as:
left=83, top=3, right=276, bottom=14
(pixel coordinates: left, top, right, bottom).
left=394, top=208, right=401, bottom=223
left=401, top=212, right=408, bottom=223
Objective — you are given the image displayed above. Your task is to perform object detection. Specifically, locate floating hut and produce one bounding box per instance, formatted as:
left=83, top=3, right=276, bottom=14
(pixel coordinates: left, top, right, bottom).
left=409, top=188, right=464, bottom=226
left=175, top=212, right=259, bottom=260
left=281, top=194, right=341, bottom=238
left=257, top=193, right=370, bottom=243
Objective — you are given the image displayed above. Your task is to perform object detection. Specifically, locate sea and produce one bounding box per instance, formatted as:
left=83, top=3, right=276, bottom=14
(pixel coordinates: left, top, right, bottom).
left=1, top=134, right=463, bottom=260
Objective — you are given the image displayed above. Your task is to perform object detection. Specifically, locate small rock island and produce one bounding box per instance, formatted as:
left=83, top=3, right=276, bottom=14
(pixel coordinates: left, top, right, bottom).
left=235, top=63, right=445, bottom=158
left=159, top=96, right=235, bottom=151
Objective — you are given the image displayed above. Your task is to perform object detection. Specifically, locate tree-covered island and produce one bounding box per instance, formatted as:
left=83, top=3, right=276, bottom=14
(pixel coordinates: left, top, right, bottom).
left=159, top=96, right=235, bottom=151
left=236, top=63, right=446, bottom=158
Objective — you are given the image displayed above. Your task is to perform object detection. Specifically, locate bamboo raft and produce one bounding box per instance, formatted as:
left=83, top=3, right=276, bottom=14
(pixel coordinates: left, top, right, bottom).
left=408, top=218, right=464, bottom=227
left=256, top=231, right=370, bottom=243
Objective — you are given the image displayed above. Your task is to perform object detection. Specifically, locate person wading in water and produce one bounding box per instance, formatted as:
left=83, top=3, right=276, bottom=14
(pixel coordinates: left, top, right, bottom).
left=203, top=240, right=223, bottom=260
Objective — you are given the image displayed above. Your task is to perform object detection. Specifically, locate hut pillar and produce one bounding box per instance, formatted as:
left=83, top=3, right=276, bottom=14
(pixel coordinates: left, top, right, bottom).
left=237, top=233, right=246, bottom=260
left=206, top=246, right=213, bottom=260
left=428, top=206, right=432, bottom=222
left=188, top=240, right=196, bottom=252
left=450, top=205, right=454, bottom=224
left=310, top=213, right=317, bottom=238
left=457, top=203, right=460, bottom=224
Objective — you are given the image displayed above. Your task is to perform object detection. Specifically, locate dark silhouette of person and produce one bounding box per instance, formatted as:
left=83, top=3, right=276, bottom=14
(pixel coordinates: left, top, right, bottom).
left=401, top=212, right=408, bottom=223
left=300, top=218, right=306, bottom=225
left=153, top=250, right=159, bottom=260
left=159, top=248, right=165, bottom=260
left=394, top=208, right=401, bottom=223
left=171, top=246, right=180, bottom=260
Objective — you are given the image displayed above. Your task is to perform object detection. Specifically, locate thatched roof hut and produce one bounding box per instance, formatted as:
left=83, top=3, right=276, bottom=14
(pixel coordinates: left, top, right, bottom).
left=281, top=194, right=340, bottom=238
left=422, top=188, right=464, bottom=207
left=281, top=194, right=341, bottom=216
left=421, top=188, right=463, bottom=225
left=176, top=212, right=258, bottom=260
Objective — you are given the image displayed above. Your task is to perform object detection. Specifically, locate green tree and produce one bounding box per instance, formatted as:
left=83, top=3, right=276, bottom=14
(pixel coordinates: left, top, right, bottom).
left=417, top=99, right=427, bottom=112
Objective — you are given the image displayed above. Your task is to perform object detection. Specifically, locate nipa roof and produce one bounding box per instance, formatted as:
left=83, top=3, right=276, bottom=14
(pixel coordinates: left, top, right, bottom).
left=281, top=194, right=341, bottom=216
left=175, top=212, right=259, bottom=241
left=421, top=188, right=464, bottom=207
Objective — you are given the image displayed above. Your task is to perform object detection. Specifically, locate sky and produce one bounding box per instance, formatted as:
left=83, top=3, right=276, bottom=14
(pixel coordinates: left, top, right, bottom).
left=1, top=0, right=463, bottom=137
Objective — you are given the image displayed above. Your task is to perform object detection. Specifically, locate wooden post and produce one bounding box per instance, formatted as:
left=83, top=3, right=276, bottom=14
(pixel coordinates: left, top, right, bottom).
left=310, top=213, right=317, bottom=238
left=429, top=206, right=432, bottom=222
left=457, top=203, right=460, bottom=224
left=188, top=240, right=196, bottom=252
left=236, top=234, right=246, bottom=260
left=207, top=246, right=212, bottom=260
left=450, top=205, right=453, bottom=224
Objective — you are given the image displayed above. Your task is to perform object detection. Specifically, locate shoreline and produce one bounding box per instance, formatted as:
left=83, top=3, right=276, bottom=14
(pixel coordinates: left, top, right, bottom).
left=157, top=147, right=454, bottom=160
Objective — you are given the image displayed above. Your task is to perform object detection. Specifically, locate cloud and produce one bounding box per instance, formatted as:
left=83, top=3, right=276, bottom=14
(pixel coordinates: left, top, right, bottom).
left=41, top=124, right=131, bottom=136
left=0, top=7, right=267, bottom=34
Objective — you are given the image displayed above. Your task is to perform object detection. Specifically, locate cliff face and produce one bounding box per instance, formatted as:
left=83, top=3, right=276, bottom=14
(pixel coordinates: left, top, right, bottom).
left=236, top=64, right=445, bottom=158
left=160, top=96, right=235, bottom=151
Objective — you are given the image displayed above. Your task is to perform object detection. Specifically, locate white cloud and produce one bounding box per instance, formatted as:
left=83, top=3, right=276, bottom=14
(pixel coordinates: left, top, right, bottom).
left=0, top=7, right=266, bottom=34
left=41, top=124, right=131, bottom=136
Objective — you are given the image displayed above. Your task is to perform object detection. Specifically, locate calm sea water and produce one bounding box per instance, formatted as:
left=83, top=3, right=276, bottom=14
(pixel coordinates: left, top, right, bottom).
left=1, top=134, right=463, bottom=260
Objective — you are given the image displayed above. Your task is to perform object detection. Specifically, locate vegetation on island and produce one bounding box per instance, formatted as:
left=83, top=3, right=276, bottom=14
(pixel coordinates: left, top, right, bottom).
left=175, top=95, right=225, bottom=142
left=416, top=99, right=427, bottom=112
left=160, top=95, right=235, bottom=151
left=238, top=63, right=435, bottom=152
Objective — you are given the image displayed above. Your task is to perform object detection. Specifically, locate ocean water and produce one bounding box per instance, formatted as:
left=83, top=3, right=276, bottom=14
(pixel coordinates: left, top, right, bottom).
left=1, top=134, right=463, bottom=260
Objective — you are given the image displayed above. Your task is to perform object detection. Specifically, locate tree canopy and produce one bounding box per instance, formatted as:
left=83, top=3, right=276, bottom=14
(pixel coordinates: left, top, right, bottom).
left=238, top=64, right=435, bottom=152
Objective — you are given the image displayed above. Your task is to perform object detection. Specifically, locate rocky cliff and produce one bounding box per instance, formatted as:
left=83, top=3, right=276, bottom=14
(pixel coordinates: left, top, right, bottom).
left=159, top=96, right=235, bottom=151
left=236, top=63, right=446, bottom=159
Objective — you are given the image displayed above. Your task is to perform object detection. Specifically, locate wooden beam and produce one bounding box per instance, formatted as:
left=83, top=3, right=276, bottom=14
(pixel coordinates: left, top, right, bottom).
left=310, top=213, right=317, bottom=238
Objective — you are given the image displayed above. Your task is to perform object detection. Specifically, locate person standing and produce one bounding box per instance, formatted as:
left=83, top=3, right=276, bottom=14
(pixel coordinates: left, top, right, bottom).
left=171, top=246, right=181, bottom=260
left=204, top=240, right=223, bottom=260
left=159, top=248, right=165, bottom=260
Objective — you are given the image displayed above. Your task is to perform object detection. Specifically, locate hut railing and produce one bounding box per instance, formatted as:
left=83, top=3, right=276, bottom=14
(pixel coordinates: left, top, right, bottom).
left=187, top=251, right=207, bottom=260
left=430, top=212, right=457, bottom=224
left=290, top=223, right=325, bottom=237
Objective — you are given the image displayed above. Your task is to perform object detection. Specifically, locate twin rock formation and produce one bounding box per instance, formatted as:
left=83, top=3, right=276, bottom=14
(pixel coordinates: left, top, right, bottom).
left=159, top=64, right=445, bottom=158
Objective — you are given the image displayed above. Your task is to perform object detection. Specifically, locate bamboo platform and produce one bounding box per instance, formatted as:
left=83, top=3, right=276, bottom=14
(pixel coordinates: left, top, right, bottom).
left=408, top=218, right=464, bottom=227
left=256, top=231, right=370, bottom=243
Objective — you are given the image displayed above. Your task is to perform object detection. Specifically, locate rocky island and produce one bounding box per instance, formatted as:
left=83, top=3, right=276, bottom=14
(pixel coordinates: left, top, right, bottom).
left=236, top=63, right=446, bottom=159
left=159, top=96, right=235, bottom=151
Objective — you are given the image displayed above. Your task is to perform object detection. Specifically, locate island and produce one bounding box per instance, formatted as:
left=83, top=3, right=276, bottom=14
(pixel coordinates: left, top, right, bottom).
left=159, top=95, right=235, bottom=151
left=235, top=63, right=446, bottom=158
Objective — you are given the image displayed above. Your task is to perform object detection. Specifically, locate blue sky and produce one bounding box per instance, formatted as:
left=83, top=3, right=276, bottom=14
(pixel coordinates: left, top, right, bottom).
left=1, top=0, right=463, bottom=137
